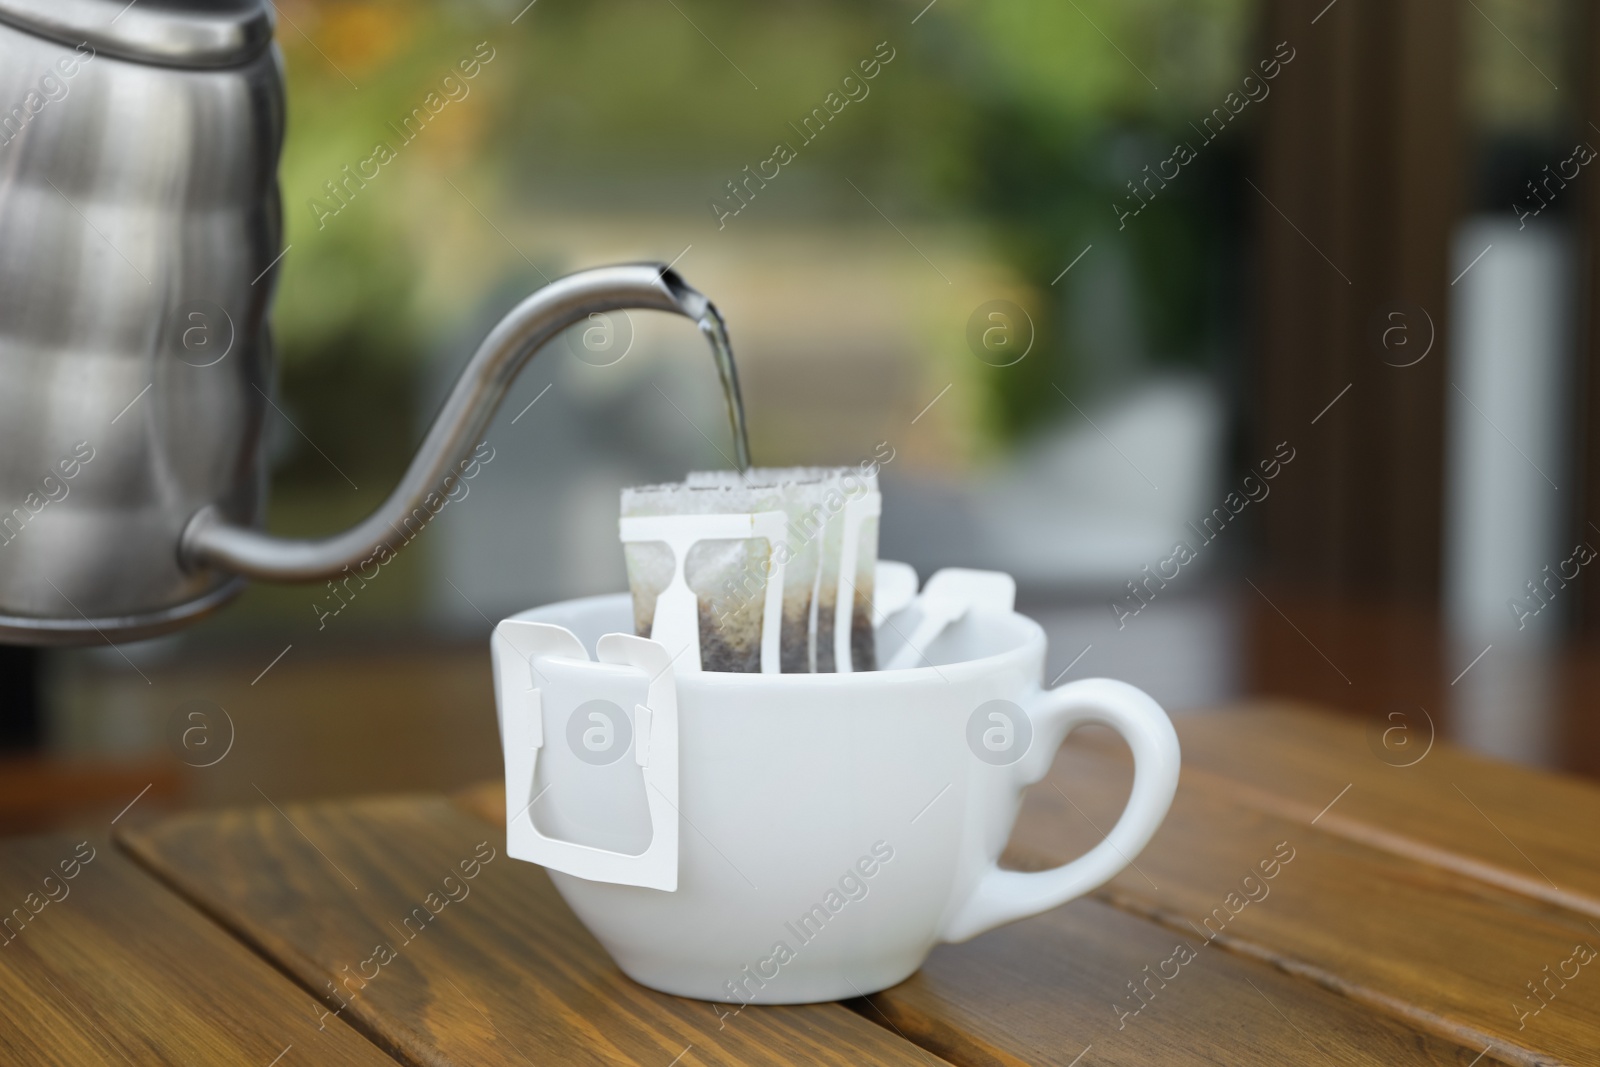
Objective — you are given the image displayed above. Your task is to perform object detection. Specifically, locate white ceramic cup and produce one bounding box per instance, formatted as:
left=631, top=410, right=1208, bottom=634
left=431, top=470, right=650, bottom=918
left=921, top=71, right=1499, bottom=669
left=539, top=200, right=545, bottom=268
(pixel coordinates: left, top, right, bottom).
left=491, top=586, right=1180, bottom=1004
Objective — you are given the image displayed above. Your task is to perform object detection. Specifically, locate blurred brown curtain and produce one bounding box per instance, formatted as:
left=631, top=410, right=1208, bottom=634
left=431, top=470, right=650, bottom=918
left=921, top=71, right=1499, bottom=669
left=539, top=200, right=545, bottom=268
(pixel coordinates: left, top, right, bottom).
left=1582, top=4, right=1600, bottom=633
left=1248, top=0, right=1461, bottom=708
left=1253, top=0, right=1461, bottom=598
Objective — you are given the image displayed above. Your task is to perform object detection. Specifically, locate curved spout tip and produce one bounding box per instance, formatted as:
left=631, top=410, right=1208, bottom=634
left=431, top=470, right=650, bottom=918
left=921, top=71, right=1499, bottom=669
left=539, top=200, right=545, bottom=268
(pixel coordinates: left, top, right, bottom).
left=652, top=264, right=711, bottom=321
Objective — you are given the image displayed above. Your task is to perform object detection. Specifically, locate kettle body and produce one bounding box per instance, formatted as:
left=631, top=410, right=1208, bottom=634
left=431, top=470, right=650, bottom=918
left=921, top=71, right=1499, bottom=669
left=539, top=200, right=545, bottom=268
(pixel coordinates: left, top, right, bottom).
left=0, top=0, right=282, bottom=642
left=0, top=0, right=742, bottom=647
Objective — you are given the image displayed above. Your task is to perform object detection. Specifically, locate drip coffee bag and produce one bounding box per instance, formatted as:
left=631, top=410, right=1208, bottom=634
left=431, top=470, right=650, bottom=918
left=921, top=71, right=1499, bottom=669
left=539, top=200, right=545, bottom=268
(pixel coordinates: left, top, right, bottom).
left=622, top=467, right=880, bottom=673
left=685, top=469, right=823, bottom=673
left=619, top=483, right=779, bottom=673
left=801, top=467, right=879, bottom=673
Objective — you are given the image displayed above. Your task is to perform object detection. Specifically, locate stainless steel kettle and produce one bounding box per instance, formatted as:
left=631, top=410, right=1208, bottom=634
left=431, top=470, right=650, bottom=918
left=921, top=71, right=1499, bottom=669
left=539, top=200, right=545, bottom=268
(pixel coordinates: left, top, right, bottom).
left=0, top=0, right=743, bottom=645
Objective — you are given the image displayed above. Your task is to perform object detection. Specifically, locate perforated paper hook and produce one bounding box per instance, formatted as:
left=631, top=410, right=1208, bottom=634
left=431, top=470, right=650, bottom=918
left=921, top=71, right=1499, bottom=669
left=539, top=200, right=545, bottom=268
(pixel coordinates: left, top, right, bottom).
left=493, top=620, right=680, bottom=891
left=618, top=510, right=788, bottom=674
left=882, top=568, right=1016, bottom=672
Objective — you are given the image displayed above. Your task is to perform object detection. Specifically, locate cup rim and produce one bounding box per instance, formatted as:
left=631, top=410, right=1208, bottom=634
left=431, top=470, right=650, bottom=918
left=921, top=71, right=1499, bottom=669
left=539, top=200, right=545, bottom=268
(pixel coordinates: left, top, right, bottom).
left=505, top=591, right=1046, bottom=689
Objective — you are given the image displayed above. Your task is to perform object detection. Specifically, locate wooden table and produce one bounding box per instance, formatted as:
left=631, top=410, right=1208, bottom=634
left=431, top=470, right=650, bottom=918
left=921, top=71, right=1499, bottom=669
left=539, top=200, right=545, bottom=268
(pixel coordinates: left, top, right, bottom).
left=4, top=704, right=1597, bottom=1065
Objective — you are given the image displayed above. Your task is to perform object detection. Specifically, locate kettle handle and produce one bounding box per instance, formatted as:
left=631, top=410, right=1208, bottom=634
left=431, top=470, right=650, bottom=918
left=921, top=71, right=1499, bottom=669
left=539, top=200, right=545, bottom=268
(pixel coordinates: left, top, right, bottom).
left=180, top=263, right=731, bottom=582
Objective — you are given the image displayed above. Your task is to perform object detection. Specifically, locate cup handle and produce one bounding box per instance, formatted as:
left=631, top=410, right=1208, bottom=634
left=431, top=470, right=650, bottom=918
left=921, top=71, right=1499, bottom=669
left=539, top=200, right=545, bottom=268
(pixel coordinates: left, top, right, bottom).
left=940, top=678, right=1181, bottom=943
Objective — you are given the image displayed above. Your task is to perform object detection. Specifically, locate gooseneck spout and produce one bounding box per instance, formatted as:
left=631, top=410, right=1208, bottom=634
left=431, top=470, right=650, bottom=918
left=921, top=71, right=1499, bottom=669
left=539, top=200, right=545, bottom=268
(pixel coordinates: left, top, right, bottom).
left=180, top=263, right=749, bottom=583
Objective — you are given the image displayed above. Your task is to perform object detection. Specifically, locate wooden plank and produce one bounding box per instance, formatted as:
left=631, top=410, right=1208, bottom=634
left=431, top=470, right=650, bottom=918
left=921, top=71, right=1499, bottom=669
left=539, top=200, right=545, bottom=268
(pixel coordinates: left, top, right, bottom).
left=867, top=897, right=1509, bottom=1066
left=0, top=754, right=184, bottom=835
left=460, top=769, right=1507, bottom=1066
left=1172, top=705, right=1600, bottom=917
left=118, top=796, right=950, bottom=1067
left=453, top=778, right=502, bottom=829
left=1007, top=742, right=1600, bottom=1067
left=0, top=833, right=393, bottom=1066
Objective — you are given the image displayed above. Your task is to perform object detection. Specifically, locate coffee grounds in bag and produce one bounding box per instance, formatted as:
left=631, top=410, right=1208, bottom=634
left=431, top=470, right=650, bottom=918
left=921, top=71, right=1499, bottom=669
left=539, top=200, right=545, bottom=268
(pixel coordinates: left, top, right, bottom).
left=621, top=467, right=879, bottom=673
left=621, top=481, right=804, bottom=673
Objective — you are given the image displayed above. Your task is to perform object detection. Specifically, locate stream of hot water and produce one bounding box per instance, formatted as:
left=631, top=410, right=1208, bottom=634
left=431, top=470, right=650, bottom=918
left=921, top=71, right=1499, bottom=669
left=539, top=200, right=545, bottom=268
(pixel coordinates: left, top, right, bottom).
left=695, top=302, right=752, bottom=473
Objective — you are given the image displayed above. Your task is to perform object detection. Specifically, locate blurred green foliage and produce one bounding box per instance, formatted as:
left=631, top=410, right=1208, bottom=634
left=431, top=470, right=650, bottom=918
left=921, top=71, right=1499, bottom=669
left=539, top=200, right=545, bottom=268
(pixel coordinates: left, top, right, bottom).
left=272, top=0, right=1255, bottom=464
